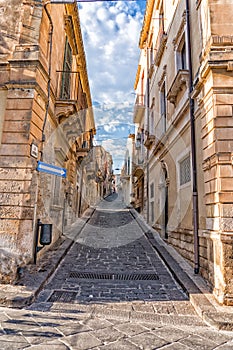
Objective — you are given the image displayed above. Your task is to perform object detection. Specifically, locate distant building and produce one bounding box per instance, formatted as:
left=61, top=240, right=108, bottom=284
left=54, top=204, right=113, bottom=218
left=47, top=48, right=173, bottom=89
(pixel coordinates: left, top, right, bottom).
left=121, top=134, right=134, bottom=207
left=133, top=0, right=233, bottom=305
left=0, top=1, right=95, bottom=282
left=84, top=145, right=113, bottom=206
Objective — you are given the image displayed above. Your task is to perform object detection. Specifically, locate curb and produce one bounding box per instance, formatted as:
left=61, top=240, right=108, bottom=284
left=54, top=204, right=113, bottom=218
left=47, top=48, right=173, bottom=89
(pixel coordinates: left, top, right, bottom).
left=130, top=209, right=233, bottom=331
left=0, top=207, right=95, bottom=308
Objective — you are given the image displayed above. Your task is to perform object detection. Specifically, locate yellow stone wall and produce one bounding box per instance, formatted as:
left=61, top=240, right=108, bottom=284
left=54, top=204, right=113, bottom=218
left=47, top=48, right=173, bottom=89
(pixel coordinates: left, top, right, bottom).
left=136, top=0, right=233, bottom=304
left=0, top=1, right=94, bottom=282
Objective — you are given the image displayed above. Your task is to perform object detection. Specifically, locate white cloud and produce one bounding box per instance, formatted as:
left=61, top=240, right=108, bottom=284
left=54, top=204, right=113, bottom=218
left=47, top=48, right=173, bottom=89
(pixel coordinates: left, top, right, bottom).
left=78, top=1, right=145, bottom=169
left=79, top=1, right=144, bottom=105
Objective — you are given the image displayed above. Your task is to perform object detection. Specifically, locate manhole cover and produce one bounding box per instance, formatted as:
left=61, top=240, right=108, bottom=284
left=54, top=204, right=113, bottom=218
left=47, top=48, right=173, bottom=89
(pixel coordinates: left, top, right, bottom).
left=69, top=272, right=159, bottom=281
left=48, top=290, right=77, bottom=303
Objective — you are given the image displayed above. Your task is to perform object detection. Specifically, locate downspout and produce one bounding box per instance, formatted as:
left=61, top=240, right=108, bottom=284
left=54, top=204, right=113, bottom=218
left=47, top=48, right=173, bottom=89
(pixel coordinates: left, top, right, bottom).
left=185, top=0, right=199, bottom=274
left=33, top=2, right=53, bottom=263
left=41, top=1, right=53, bottom=160
left=146, top=47, right=150, bottom=223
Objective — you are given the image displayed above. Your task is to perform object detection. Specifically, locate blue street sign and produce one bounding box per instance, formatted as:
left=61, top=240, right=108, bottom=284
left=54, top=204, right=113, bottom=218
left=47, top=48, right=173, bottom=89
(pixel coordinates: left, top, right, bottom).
left=37, top=161, right=67, bottom=178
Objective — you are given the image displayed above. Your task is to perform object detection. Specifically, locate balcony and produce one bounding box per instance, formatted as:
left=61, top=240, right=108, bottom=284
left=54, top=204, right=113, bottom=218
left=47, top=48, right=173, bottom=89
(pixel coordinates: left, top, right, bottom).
left=167, top=69, right=189, bottom=105
left=133, top=94, right=145, bottom=123
left=144, top=133, right=155, bottom=150
left=55, top=71, right=88, bottom=114
left=76, top=141, right=90, bottom=160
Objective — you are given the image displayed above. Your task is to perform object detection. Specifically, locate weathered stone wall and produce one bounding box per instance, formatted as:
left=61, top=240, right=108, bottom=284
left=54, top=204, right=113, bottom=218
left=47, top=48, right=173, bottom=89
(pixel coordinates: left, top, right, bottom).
left=0, top=0, right=23, bottom=61
left=0, top=1, right=94, bottom=282
left=0, top=1, right=45, bottom=282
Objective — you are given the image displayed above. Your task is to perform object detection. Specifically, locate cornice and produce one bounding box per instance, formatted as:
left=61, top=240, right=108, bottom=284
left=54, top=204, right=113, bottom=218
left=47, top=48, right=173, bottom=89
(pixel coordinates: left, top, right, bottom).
left=134, top=65, right=141, bottom=90
left=139, top=0, right=155, bottom=49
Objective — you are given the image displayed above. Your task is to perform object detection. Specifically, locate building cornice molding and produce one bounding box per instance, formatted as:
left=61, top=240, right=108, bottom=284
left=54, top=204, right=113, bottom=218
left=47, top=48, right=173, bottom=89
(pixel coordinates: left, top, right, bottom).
left=139, top=0, right=155, bottom=49
left=134, top=65, right=141, bottom=90
left=172, top=11, right=186, bottom=49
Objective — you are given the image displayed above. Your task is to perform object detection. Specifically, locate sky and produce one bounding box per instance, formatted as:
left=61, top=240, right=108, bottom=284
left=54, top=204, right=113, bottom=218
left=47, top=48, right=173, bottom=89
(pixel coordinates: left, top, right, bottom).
left=78, top=0, right=146, bottom=171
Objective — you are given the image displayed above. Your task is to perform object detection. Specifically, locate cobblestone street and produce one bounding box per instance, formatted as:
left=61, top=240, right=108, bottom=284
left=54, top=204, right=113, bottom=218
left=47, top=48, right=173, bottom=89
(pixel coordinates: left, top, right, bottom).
left=1, top=193, right=233, bottom=349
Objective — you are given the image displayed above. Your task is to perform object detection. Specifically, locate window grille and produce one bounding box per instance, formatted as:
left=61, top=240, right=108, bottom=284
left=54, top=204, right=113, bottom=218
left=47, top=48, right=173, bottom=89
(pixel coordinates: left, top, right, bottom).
left=180, top=156, right=191, bottom=185
left=60, top=38, right=72, bottom=99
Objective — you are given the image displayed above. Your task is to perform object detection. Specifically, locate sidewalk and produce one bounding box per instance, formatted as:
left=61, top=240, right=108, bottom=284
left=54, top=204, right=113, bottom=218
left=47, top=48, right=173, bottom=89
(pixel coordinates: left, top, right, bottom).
left=0, top=207, right=95, bottom=308
left=130, top=209, right=233, bottom=331
left=0, top=204, right=233, bottom=330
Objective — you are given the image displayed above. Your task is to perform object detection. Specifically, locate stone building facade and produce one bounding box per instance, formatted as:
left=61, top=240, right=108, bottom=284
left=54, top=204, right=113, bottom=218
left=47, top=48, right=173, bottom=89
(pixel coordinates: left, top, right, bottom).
left=121, top=134, right=135, bottom=207
left=133, top=0, right=233, bottom=305
left=0, top=1, right=95, bottom=281
left=83, top=145, right=113, bottom=207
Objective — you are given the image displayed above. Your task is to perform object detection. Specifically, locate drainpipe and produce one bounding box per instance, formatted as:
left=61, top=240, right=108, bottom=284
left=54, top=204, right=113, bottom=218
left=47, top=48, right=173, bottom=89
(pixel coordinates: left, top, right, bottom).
left=146, top=47, right=150, bottom=223
left=41, top=1, right=53, bottom=161
left=185, top=0, right=199, bottom=274
left=33, top=2, right=53, bottom=263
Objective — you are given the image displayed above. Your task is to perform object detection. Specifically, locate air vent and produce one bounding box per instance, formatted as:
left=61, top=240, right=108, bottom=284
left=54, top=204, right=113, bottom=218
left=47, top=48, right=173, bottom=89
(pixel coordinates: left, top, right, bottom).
left=69, top=272, right=159, bottom=281
left=48, top=290, right=77, bottom=303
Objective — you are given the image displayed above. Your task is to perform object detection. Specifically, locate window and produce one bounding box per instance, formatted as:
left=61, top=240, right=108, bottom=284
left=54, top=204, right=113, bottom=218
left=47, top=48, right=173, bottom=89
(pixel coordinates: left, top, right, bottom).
left=176, top=36, right=187, bottom=71
left=160, top=82, right=166, bottom=133
left=60, top=38, right=72, bottom=99
left=150, top=43, right=154, bottom=67
left=181, top=41, right=187, bottom=69
left=150, top=183, right=154, bottom=198
left=151, top=201, right=154, bottom=222
left=127, top=156, right=130, bottom=175
left=150, top=110, right=155, bottom=136
left=180, top=155, right=191, bottom=185
left=159, top=1, right=164, bottom=33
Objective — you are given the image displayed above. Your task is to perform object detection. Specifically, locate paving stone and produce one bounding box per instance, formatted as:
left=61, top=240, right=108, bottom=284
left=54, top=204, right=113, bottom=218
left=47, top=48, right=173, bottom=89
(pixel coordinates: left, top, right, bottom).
left=61, top=332, right=102, bottom=349
left=26, top=341, right=70, bottom=349
left=113, top=322, right=148, bottom=336
left=152, top=301, right=177, bottom=315
left=159, top=343, right=190, bottom=350
left=0, top=340, right=31, bottom=349
left=94, top=307, right=130, bottom=321
left=132, top=303, right=155, bottom=314
left=57, top=322, right=92, bottom=336
left=179, top=334, right=220, bottom=349
left=21, top=326, right=62, bottom=345
left=129, top=331, right=169, bottom=349
left=91, top=326, right=125, bottom=343
left=1, top=318, right=40, bottom=332
left=191, top=328, right=233, bottom=344
left=172, top=301, right=196, bottom=315
left=150, top=325, right=190, bottom=342
left=99, top=339, right=140, bottom=349
left=81, top=318, right=114, bottom=330
left=130, top=312, right=163, bottom=324
left=214, top=341, right=233, bottom=350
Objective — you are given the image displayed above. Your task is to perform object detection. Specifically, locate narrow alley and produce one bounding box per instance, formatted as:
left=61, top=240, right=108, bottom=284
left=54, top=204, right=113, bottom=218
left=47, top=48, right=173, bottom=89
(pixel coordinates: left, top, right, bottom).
left=0, top=193, right=233, bottom=349
left=31, top=192, right=189, bottom=305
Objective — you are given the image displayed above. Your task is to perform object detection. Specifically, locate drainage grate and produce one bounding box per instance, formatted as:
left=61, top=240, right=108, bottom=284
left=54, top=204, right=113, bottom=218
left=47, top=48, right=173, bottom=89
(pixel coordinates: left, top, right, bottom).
left=48, top=290, right=78, bottom=303
left=69, top=272, right=159, bottom=281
